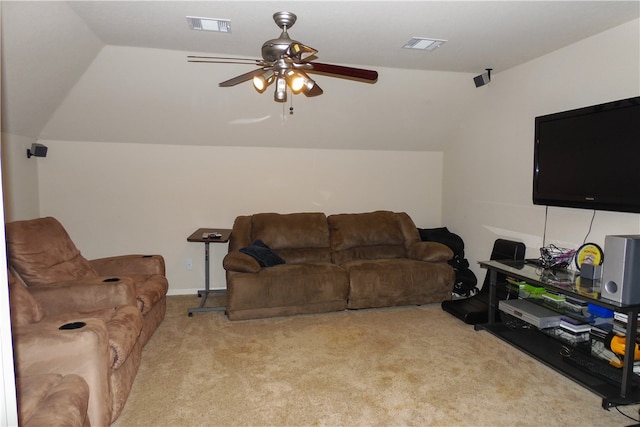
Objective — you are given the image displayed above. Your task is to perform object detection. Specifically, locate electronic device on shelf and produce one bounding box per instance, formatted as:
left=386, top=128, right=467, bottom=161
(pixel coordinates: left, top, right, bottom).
left=533, top=95, right=640, bottom=214
left=498, top=299, right=563, bottom=329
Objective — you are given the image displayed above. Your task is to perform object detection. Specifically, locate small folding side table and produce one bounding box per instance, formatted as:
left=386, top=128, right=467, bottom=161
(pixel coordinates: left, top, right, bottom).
left=186, top=228, right=232, bottom=317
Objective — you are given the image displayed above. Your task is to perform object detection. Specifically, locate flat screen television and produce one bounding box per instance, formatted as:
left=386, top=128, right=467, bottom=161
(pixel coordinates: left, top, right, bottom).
left=533, top=95, right=640, bottom=213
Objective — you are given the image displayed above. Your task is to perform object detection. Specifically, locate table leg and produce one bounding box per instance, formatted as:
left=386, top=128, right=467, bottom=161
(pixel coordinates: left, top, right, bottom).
left=188, top=241, right=226, bottom=316
left=487, top=269, right=497, bottom=324
left=620, top=308, right=639, bottom=398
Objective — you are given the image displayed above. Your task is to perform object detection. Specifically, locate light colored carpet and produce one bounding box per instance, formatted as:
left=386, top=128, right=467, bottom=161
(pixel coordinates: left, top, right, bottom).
left=113, top=295, right=639, bottom=426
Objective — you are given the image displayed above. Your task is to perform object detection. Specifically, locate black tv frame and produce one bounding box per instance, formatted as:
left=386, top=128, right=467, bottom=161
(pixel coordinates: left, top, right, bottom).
left=533, top=96, right=640, bottom=214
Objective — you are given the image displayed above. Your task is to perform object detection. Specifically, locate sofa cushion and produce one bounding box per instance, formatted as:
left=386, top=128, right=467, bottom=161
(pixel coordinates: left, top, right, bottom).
left=252, top=212, right=329, bottom=248
left=6, top=217, right=99, bottom=286
left=328, top=211, right=407, bottom=264
left=249, top=212, right=332, bottom=263
left=240, top=240, right=286, bottom=267
left=344, top=258, right=455, bottom=309
left=226, top=262, right=349, bottom=320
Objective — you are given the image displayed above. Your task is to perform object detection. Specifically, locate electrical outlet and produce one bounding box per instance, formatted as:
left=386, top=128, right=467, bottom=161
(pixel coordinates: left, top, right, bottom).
left=186, top=258, right=193, bottom=271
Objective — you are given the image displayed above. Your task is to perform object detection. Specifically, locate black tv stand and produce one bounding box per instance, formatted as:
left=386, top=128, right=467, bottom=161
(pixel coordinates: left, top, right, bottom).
left=476, top=260, right=640, bottom=409
left=524, top=257, right=544, bottom=267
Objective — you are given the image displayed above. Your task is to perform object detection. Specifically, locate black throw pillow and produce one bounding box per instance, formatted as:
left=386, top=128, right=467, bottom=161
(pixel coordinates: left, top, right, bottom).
left=239, top=240, right=286, bottom=268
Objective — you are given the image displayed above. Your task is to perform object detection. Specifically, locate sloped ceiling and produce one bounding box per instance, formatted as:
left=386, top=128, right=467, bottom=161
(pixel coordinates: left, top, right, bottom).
left=1, top=1, right=639, bottom=143
left=1, top=1, right=103, bottom=138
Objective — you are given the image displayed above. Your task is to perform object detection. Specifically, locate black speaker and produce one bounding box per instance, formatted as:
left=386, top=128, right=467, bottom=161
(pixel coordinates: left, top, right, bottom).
left=601, top=235, right=640, bottom=304
left=473, top=73, right=490, bottom=87
left=26, top=143, right=48, bottom=158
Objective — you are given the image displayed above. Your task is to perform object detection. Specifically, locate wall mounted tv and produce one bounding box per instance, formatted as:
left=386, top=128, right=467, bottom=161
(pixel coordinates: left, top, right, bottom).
left=533, top=95, right=640, bottom=214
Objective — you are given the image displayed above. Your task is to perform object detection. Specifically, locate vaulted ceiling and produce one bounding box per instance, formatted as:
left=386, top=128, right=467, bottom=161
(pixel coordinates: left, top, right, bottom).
left=2, top=1, right=638, bottom=142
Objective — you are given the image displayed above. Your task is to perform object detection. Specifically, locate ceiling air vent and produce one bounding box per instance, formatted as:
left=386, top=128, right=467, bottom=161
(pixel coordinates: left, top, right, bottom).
left=187, top=16, right=231, bottom=33
left=402, top=37, right=446, bottom=51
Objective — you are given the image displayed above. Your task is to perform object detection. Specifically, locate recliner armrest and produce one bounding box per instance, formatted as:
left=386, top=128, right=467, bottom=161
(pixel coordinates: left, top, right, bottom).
left=223, top=252, right=261, bottom=273
left=16, top=373, right=90, bottom=427
left=29, top=278, right=137, bottom=316
left=12, top=316, right=112, bottom=426
left=408, top=241, right=453, bottom=262
left=90, top=254, right=166, bottom=276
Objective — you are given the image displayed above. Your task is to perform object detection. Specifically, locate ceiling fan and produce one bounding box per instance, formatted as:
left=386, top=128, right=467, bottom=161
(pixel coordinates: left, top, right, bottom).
left=188, top=11, right=378, bottom=103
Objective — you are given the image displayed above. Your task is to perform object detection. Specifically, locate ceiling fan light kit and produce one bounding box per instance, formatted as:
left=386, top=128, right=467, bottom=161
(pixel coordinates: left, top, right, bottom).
left=252, top=70, right=275, bottom=93
left=274, top=77, right=287, bottom=102
left=188, top=11, right=377, bottom=107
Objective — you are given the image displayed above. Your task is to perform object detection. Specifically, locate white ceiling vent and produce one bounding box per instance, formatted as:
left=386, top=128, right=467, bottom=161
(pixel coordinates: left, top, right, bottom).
left=187, top=16, right=231, bottom=33
left=402, top=37, right=446, bottom=51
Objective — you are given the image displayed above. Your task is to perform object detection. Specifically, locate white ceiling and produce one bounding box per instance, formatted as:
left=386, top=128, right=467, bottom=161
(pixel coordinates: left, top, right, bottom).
left=67, top=1, right=639, bottom=73
left=1, top=1, right=639, bottom=139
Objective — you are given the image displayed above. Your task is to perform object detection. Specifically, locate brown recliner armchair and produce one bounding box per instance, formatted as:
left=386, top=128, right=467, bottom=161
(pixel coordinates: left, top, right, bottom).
left=5, top=216, right=168, bottom=346
left=9, top=271, right=144, bottom=425
left=16, top=373, right=91, bottom=427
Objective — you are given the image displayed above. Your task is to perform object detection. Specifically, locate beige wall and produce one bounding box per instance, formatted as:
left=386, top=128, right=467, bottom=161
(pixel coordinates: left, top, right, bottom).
left=1, top=133, right=40, bottom=221
left=35, top=141, right=444, bottom=294
left=443, top=18, right=640, bottom=281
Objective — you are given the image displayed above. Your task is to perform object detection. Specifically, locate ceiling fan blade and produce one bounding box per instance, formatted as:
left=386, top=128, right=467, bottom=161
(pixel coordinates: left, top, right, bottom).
left=307, top=62, right=378, bottom=82
left=219, top=68, right=266, bottom=87
left=187, top=55, right=266, bottom=66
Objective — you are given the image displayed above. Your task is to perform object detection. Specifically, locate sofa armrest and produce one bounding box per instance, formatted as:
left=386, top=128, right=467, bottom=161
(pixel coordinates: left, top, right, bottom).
left=408, top=241, right=453, bottom=262
left=29, top=278, right=137, bottom=316
left=90, top=254, right=166, bottom=276
left=223, top=252, right=261, bottom=273
left=12, top=317, right=112, bottom=426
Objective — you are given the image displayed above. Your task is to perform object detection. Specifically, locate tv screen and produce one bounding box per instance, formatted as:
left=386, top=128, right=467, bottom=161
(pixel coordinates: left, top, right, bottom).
left=533, top=96, right=640, bottom=213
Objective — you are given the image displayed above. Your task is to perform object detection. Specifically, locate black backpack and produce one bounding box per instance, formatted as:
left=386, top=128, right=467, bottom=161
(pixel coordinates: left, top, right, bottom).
left=418, top=227, right=478, bottom=297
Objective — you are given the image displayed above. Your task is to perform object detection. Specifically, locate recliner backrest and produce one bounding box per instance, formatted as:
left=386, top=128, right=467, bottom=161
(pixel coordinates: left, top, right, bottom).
left=328, top=211, right=413, bottom=265
left=230, top=212, right=332, bottom=264
left=6, top=217, right=98, bottom=286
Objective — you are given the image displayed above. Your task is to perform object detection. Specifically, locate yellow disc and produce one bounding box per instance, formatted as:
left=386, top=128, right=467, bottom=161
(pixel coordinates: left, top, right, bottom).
left=575, top=243, right=604, bottom=269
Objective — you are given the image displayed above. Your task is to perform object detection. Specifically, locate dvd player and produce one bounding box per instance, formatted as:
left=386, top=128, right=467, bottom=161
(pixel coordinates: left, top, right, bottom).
left=499, top=299, right=563, bottom=329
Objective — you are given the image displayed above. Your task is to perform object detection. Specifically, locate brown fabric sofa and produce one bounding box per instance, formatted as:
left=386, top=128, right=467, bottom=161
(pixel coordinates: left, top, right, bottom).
left=16, top=373, right=91, bottom=427
left=223, top=210, right=455, bottom=320
left=9, top=272, right=143, bottom=426
left=5, top=216, right=168, bottom=346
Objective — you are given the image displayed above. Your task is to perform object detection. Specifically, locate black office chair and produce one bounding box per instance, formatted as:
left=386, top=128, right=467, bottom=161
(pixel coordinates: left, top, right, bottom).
left=441, top=238, right=526, bottom=325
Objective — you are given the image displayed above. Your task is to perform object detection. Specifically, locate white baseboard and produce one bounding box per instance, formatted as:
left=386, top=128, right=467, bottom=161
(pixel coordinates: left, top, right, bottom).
left=166, top=288, right=227, bottom=296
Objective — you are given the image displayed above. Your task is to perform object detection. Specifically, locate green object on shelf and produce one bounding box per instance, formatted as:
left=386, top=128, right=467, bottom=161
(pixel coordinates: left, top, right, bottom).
left=542, top=292, right=566, bottom=301
left=517, top=283, right=546, bottom=299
